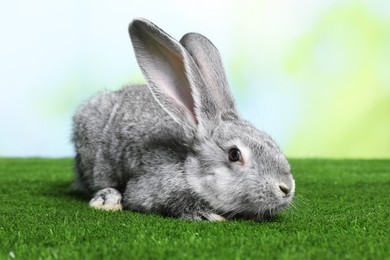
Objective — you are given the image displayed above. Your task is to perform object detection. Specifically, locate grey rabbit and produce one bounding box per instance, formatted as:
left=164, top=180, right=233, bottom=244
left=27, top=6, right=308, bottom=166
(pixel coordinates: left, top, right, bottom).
left=72, top=18, right=295, bottom=221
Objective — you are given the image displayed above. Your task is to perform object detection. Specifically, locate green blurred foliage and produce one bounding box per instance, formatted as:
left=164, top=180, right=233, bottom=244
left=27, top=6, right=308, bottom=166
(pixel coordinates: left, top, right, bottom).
left=4, top=1, right=389, bottom=158
left=285, top=3, right=390, bottom=158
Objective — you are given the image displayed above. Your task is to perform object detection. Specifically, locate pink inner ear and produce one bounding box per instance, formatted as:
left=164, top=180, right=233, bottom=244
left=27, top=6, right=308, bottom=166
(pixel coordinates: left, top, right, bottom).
left=156, top=65, right=198, bottom=124
left=144, top=34, right=198, bottom=125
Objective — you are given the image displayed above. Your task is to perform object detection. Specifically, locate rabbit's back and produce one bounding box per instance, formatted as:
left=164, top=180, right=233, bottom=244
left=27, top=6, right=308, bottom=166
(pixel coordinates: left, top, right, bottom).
left=73, top=85, right=188, bottom=194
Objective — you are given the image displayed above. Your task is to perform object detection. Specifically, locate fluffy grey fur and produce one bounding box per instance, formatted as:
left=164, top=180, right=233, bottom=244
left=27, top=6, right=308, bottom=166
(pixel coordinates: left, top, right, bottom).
left=72, top=18, right=295, bottom=221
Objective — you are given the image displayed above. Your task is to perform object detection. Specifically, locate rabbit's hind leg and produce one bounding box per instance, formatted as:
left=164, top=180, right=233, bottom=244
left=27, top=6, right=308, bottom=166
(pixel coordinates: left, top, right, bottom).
left=89, top=188, right=123, bottom=211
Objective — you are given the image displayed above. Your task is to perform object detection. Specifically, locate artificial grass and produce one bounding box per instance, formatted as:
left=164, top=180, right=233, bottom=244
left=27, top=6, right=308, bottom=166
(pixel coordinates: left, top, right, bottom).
left=0, top=158, right=389, bottom=259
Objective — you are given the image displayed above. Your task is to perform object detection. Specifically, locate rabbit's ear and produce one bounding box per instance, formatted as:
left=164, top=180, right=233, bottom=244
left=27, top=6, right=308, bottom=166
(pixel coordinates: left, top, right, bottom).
left=129, top=19, right=204, bottom=132
left=180, top=33, right=238, bottom=116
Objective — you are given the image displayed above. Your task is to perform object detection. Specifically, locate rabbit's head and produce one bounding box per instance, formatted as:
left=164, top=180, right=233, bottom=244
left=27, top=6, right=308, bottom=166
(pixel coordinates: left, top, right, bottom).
left=188, top=119, right=294, bottom=220
left=129, top=18, right=295, bottom=220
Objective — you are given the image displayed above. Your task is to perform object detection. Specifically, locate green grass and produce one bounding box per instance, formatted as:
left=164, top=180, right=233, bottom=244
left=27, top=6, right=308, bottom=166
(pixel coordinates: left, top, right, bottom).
left=0, top=158, right=389, bottom=259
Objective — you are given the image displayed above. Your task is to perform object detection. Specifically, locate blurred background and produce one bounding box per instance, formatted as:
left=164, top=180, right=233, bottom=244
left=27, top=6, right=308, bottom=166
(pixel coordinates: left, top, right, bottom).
left=1, top=0, right=389, bottom=158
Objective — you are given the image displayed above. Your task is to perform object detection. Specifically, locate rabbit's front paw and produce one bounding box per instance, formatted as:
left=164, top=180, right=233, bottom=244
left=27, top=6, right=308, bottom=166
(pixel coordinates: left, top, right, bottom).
left=202, top=212, right=226, bottom=222
left=89, top=188, right=123, bottom=211
left=182, top=212, right=226, bottom=221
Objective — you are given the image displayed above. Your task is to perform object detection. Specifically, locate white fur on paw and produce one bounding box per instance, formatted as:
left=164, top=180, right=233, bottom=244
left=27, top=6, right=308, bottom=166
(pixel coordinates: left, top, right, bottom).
left=204, top=213, right=226, bottom=222
left=89, top=188, right=123, bottom=211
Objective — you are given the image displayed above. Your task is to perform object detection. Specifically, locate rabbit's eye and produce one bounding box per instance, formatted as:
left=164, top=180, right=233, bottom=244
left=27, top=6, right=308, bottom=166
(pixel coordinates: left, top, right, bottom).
left=228, top=148, right=241, bottom=162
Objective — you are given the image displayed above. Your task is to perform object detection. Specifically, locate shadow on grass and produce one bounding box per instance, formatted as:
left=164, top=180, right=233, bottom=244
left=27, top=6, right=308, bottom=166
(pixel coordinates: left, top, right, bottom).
left=43, top=181, right=89, bottom=203
left=42, top=181, right=288, bottom=223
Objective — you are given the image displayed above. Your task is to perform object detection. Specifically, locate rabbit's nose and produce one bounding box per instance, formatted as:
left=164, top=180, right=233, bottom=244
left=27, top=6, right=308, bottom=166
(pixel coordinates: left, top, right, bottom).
left=279, top=184, right=291, bottom=196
